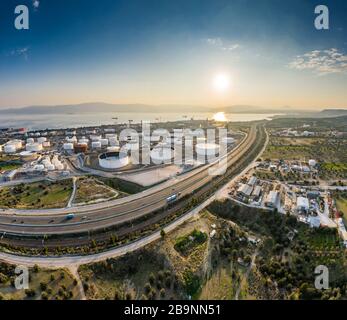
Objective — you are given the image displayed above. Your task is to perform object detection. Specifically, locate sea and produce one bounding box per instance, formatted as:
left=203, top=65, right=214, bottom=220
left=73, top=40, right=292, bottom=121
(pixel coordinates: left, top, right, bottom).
left=0, top=112, right=281, bottom=131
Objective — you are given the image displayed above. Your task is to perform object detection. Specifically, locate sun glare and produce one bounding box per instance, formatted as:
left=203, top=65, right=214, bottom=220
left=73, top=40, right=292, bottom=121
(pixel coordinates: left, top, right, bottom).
left=212, top=73, right=231, bottom=93
left=213, top=112, right=227, bottom=122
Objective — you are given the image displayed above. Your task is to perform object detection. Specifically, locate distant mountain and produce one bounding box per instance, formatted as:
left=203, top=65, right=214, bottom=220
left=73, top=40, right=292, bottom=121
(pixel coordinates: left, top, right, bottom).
left=220, top=105, right=307, bottom=114
left=0, top=103, right=212, bottom=114
left=0, top=103, right=299, bottom=115
left=0, top=102, right=345, bottom=116
left=318, top=109, right=347, bottom=117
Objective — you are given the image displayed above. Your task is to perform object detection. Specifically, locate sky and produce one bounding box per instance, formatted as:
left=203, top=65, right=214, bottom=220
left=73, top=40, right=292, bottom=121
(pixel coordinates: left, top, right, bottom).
left=0, top=0, right=347, bottom=110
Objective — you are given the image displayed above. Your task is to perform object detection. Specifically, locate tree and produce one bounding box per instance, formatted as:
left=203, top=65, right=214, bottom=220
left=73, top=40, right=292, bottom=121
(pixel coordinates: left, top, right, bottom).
left=33, top=264, right=39, bottom=273
left=125, top=292, right=132, bottom=300
left=25, top=289, right=36, bottom=297
left=40, top=282, right=47, bottom=291
left=149, top=273, right=155, bottom=285
left=144, top=283, right=152, bottom=294
left=160, top=288, right=166, bottom=298
left=41, top=292, right=48, bottom=300
left=160, top=229, right=166, bottom=238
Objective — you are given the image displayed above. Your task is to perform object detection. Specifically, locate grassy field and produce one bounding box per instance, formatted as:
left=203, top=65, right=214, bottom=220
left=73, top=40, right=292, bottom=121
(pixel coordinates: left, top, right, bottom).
left=262, top=137, right=347, bottom=163
left=77, top=213, right=215, bottom=300
left=0, top=162, right=22, bottom=171
left=79, top=250, right=181, bottom=300
left=74, top=177, right=118, bottom=205
left=0, top=265, right=81, bottom=300
left=320, top=163, right=347, bottom=179
left=174, top=229, right=207, bottom=257
left=0, top=180, right=72, bottom=209
left=198, top=266, right=234, bottom=300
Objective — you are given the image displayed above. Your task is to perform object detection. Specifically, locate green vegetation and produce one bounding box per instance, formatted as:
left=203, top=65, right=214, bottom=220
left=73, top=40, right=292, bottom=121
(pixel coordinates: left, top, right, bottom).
left=333, top=190, right=347, bottom=223
left=319, top=162, right=347, bottom=179
left=263, top=137, right=347, bottom=164
left=0, top=161, right=22, bottom=171
left=78, top=249, right=182, bottom=300
left=208, top=199, right=347, bottom=300
left=74, top=177, right=118, bottom=204
left=198, top=267, right=234, bottom=300
left=174, top=229, right=207, bottom=256
left=0, top=153, right=22, bottom=171
left=0, top=263, right=80, bottom=300
left=267, top=116, right=347, bottom=132
left=0, top=180, right=72, bottom=209
left=99, top=177, right=145, bottom=194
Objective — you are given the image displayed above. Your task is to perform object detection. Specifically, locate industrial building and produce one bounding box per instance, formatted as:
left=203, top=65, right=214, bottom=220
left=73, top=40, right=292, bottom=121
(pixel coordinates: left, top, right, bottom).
left=251, top=185, right=262, bottom=201
left=265, top=191, right=279, bottom=208
left=237, top=183, right=253, bottom=198
left=296, top=196, right=309, bottom=212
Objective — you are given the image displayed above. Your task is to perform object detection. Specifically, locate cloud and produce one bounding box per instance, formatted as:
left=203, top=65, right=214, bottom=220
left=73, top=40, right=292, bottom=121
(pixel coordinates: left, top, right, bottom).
left=33, top=0, right=40, bottom=9
left=289, top=48, right=347, bottom=75
left=10, top=47, right=29, bottom=60
left=204, top=37, right=240, bottom=51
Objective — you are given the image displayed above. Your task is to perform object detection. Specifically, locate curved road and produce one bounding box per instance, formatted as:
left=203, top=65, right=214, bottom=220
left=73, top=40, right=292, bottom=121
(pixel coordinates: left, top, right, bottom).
left=0, top=128, right=268, bottom=267
left=0, top=125, right=262, bottom=237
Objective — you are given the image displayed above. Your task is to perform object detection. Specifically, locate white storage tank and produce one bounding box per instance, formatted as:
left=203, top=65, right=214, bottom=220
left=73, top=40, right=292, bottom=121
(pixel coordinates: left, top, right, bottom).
left=67, top=136, right=77, bottom=143
left=196, top=143, right=220, bottom=156
left=109, top=137, right=119, bottom=146
left=105, top=133, right=117, bottom=139
left=100, top=138, right=109, bottom=146
left=150, top=145, right=175, bottom=164
left=37, top=137, right=47, bottom=144
left=19, top=151, right=38, bottom=161
left=91, top=141, right=102, bottom=149
left=107, top=146, right=120, bottom=152
left=33, top=164, right=45, bottom=171
left=4, top=144, right=17, bottom=154
left=90, top=135, right=102, bottom=141
left=79, top=138, right=89, bottom=145
left=7, top=140, right=23, bottom=150
left=26, top=143, right=43, bottom=152
left=308, top=159, right=317, bottom=167
left=99, top=152, right=129, bottom=169
left=63, top=143, right=74, bottom=151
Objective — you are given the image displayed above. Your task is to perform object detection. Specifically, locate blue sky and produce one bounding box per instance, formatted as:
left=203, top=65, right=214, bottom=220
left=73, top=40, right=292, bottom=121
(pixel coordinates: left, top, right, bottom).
left=0, top=0, right=346, bottom=109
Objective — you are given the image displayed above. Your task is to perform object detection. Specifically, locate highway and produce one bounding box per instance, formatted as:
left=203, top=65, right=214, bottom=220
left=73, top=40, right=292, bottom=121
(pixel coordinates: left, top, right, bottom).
left=0, top=128, right=268, bottom=267
left=0, top=124, right=263, bottom=238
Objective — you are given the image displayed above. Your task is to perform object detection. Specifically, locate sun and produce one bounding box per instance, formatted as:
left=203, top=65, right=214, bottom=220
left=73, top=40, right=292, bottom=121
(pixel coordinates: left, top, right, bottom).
left=212, top=73, right=231, bottom=93
left=213, top=112, right=227, bottom=122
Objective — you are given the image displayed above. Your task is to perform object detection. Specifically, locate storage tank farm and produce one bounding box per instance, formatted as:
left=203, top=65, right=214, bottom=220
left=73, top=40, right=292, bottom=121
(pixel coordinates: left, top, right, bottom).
left=3, top=140, right=23, bottom=154
left=26, top=142, right=43, bottom=152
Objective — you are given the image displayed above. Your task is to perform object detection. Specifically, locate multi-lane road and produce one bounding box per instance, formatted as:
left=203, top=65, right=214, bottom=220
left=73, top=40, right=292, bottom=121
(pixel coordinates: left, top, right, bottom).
left=0, top=124, right=264, bottom=241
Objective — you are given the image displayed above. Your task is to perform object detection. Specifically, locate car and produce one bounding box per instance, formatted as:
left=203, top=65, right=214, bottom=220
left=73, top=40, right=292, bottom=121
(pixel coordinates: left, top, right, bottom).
left=66, top=213, right=75, bottom=220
